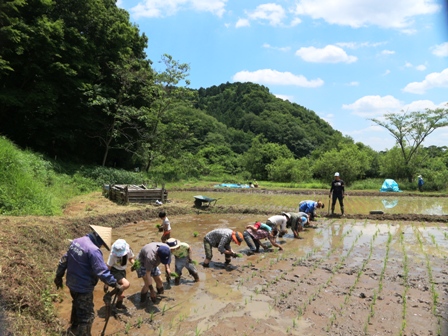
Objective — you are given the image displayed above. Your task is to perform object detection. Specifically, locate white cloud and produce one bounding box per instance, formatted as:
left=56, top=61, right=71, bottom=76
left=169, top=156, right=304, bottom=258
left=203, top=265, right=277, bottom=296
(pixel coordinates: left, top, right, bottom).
left=295, top=45, right=357, bottom=63
left=404, top=62, right=427, bottom=71
left=293, top=0, right=440, bottom=29
left=290, top=17, right=302, bottom=26
left=336, top=41, right=385, bottom=49
left=431, top=42, right=448, bottom=57
left=232, top=69, right=324, bottom=87
left=381, top=50, right=395, bottom=55
left=402, top=100, right=448, bottom=112
left=403, top=68, right=448, bottom=94
left=236, top=18, right=250, bottom=28
left=263, top=43, right=290, bottom=52
left=274, top=94, right=294, bottom=101
left=347, top=81, right=359, bottom=86
left=131, top=0, right=227, bottom=18
left=342, top=95, right=402, bottom=117
left=415, top=64, right=427, bottom=71
left=247, top=3, right=286, bottom=26
left=382, top=69, right=391, bottom=76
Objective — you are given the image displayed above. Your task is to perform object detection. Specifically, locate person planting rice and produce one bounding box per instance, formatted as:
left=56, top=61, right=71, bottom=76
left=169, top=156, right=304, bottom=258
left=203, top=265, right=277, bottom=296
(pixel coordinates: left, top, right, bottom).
left=298, top=200, right=324, bottom=221
left=54, top=225, right=122, bottom=336
left=285, top=212, right=309, bottom=238
left=265, top=212, right=290, bottom=235
left=105, top=239, right=135, bottom=309
left=243, top=222, right=283, bottom=254
left=202, top=228, right=244, bottom=268
left=166, top=238, right=199, bottom=284
left=135, top=242, right=171, bottom=303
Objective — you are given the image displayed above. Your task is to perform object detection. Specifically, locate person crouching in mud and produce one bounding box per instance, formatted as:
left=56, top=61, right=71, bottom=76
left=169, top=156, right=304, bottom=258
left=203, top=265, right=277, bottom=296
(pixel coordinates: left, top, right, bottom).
left=202, top=229, right=243, bottom=268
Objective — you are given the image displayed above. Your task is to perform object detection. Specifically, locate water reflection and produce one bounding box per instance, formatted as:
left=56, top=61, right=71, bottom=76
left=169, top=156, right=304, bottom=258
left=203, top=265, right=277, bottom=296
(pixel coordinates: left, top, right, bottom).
left=345, top=196, right=448, bottom=215
left=382, top=199, right=398, bottom=209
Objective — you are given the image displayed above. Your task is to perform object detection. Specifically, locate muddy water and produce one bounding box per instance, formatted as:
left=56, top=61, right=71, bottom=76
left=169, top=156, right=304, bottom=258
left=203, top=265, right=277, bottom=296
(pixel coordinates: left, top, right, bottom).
left=171, top=191, right=448, bottom=215
left=55, top=214, right=448, bottom=335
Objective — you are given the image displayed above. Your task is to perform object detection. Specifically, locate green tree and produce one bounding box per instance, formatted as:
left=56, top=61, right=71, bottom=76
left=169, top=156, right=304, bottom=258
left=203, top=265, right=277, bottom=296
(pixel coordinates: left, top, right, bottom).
left=312, top=144, right=372, bottom=184
left=371, top=107, right=448, bottom=181
left=139, top=54, right=196, bottom=172
left=267, top=157, right=312, bottom=182
left=242, top=136, right=294, bottom=180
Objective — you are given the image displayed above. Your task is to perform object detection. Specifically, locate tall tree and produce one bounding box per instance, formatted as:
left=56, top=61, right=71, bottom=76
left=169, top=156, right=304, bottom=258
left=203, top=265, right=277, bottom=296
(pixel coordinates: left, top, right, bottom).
left=371, top=107, right=448, bottom=180
left=139, top=54, right=196, bottom=172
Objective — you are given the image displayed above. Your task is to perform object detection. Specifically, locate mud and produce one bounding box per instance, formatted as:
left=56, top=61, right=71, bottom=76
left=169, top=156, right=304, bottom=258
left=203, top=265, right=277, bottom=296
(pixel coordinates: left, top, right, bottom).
left=54, top=214, right=448, bottom=336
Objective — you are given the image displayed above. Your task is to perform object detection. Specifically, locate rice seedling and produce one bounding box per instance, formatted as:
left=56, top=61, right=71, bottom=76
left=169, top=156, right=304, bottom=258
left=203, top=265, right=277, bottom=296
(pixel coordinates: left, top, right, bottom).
left=193, top=232, right=199, bottom=237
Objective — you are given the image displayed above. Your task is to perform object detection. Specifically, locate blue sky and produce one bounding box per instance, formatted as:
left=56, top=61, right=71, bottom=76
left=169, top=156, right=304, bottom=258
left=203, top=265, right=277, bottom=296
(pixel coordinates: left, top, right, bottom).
left=117, top=0, right=448, bottom=151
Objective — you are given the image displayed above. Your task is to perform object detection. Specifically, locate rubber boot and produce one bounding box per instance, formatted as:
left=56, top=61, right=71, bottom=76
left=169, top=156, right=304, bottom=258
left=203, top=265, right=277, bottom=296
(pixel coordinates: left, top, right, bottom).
left=75, top=323, right=92, bottom=336
left=331, top=206, right=335, bottom=215
left=341, top=207, right=344, bottom=216
left=174, top=276, right=181, bottom=285
left=192, top=272, right=200, bottom=282
left=156, top=286, right=164, bottom=294
left=140, top=291, right=147, bottom=303
left=115, top=300, right=124, bottom=309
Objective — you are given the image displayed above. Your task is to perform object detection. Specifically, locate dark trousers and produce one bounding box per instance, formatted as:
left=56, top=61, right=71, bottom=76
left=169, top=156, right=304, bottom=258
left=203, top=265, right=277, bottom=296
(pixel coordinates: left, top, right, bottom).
left=69, top=291, right=94, bottom=336
left=331, top=194, right=344, bottom=214
left=243, top=230, right=261, bottom=252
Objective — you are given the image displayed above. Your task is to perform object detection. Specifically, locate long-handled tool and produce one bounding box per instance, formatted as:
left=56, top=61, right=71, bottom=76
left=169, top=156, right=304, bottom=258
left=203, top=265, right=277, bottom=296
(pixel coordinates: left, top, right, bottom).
left=327, top=196, right=331, bottom=216
left=101, top=287, right=120, bottom=336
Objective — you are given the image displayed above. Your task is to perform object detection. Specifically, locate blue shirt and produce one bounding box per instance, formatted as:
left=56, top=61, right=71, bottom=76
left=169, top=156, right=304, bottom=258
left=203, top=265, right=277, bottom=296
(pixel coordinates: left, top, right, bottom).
left=299, top=200, right=317, bottom=214
left=64, top=235, right=116, bottom=293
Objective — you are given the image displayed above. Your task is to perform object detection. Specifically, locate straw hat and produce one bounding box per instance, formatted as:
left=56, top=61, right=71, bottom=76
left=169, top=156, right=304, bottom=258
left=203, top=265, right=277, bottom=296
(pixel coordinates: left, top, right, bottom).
left=89, top=225, right=112, bottom=250
left=166, top=238, right=180, bottom=250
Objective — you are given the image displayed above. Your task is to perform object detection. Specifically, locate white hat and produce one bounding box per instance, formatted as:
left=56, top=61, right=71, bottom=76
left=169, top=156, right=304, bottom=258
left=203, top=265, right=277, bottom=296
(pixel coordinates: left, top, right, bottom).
left=334, top=172, right=340, bottom=177
left=89, top=225, right=112, bottom=250
left=111, top=239, right=129, bottom=257
left=418, top=175, right=422, bottom=178
left=281, top=212, right=291, bottom=219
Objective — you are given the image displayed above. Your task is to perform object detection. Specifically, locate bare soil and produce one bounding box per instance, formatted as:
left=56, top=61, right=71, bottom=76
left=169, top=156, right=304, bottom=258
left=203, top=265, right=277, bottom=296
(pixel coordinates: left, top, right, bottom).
left=0, top=191, right=447, bottom=335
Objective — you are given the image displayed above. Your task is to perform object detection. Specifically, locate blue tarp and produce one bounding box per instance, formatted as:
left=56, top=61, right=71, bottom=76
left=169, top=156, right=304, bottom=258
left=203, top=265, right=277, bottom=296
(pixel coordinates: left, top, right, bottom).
left=214, top=183, right=250, bottom=188
left=380, top=179, right=402, bottom=192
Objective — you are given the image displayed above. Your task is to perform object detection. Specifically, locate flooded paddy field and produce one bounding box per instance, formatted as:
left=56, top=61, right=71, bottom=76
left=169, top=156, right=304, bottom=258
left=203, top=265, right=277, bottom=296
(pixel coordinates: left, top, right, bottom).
left=170, top=190, right=448, bottom=215
left=55, top=211, right=448, bottom=335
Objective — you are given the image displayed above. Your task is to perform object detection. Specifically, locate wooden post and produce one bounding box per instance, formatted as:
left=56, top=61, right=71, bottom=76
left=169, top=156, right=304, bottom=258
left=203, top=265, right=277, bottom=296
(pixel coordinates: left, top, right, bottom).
left=125, top=185, right=129, bottom=204
left=161, top=183, right=166, bottom=203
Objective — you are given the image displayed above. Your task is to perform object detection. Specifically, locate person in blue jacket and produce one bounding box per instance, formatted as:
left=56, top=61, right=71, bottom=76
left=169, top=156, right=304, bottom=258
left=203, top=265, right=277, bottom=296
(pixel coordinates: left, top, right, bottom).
left=418, top=175, right=424, bottom=192
left=298, top=200, right=324, bottom=221
left=54, top=225, right=121, bottom=336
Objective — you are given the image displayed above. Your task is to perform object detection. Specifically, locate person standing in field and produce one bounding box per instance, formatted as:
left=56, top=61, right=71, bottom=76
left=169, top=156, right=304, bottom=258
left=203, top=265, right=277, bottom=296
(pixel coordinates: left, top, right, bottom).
left=159, top=211, right=171, bottom=242
left=418, top=175, right=424, bottom=192
left=329, top=172, right=345, bottom=215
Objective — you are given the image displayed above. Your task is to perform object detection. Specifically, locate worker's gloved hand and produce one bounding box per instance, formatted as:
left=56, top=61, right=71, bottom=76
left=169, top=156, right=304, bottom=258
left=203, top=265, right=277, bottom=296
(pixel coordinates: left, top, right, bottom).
left=54, top=276, right=63, bottom=290
left=131, top=263, right=137, bottom=271
left=165, top=270, right=171, bottom=282
left=231, top=252, right=238, bottom=258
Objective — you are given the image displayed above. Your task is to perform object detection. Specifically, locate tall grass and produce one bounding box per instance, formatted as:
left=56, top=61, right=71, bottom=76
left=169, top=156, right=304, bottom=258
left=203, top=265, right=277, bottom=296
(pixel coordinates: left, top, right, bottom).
left=0, top=137, right=97, bottom=215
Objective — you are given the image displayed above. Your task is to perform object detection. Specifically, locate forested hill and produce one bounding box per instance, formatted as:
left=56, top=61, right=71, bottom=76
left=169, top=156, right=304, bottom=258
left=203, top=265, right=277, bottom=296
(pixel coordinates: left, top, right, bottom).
left=196, top=82, right=338, bottom=157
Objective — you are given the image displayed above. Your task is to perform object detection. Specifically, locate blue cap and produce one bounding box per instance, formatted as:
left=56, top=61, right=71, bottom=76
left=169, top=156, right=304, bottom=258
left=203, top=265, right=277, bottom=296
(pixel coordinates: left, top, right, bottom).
left=300, top=216, right=308, bottom=225
left=157, top=245, right=171, bottom=265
